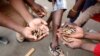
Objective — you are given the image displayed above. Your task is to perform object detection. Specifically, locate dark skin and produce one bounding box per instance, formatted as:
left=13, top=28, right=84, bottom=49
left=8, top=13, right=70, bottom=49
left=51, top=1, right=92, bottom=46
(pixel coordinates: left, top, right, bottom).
left=0, top=11, right=49, bottom=41
left=47, top=0, right=66, bottom=48
left=4, top=0, right=49, bottom=41
left=57, top=25, right=99, bottom=53
left=67, top=0, right=84, bottom=19
left=46, top=0, right=55, bottom=26
left=0, top=12, right=35, bottom=41
left=51, top=10, right=65, bottom=48
left=24, top=0, right=47, bottom=18
left=47, top=12, right=53, bottom=27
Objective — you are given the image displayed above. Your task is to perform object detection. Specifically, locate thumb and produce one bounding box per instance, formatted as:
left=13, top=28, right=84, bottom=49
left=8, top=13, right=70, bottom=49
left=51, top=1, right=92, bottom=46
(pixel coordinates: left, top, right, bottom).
left=28, top=34, right=37, bottom=40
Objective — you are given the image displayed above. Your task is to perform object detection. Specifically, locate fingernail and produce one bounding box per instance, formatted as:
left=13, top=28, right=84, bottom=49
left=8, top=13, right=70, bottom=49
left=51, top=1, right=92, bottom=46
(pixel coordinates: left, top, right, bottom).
left=33, top=36, right=37, bottom=40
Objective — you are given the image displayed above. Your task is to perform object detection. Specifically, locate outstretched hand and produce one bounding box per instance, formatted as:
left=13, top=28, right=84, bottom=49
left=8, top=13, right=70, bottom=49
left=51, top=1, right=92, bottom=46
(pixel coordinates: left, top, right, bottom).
left=63, top=38, right=83, bottom=49
left=32, top=3, right=47, bottom=17
left=57, top=23, right=84, bottom=39
left=25, top=18, right=49, bottom=41
left=68, top=24, right=84, bottom=38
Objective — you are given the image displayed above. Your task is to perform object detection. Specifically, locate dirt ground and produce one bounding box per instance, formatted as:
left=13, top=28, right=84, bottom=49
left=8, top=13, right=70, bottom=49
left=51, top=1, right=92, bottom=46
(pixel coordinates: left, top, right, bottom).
left=0, top=0, right=100, bottom=56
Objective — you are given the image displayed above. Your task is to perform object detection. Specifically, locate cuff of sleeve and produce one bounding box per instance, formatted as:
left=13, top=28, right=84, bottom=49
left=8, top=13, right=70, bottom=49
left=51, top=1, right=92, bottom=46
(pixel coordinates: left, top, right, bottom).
left=94, top=44, right=100, bottom=56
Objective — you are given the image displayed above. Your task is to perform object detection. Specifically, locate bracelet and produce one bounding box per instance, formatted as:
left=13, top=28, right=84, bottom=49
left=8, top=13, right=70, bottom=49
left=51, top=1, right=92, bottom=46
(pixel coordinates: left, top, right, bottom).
left=71, top=8, right=77, bottom=12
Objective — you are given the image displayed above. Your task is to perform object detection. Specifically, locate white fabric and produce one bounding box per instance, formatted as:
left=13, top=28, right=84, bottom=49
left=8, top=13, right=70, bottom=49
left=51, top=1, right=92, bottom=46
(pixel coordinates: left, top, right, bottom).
left=53, top=0, right=67, bottom=11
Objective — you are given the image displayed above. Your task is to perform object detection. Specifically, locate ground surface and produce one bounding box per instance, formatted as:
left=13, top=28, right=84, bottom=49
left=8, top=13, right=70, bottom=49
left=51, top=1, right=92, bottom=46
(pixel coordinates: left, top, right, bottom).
left=0, top=0, right=99, bottom=56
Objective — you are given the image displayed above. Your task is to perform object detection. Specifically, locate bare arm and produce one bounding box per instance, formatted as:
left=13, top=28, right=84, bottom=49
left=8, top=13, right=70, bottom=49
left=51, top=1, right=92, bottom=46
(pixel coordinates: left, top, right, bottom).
left=9, top=0, right=33, bottom=23
left=25, top=0, right=35, bottom=6
left=0, top=12, right=24, bottom=34
left=97, top=0, right=100, bottom=2
left=84, top=32, right=100, bottom=40
left=63, top=38, right=96, bottom=52
left=24, top=0, right=47, bottom=17
left=0, top=12, right=45, bottom=41
left=67, top=0, right=85, bottom=19
left=72, top=0, right=84, bottom=11
left=81, top=42, right=96, bottom=52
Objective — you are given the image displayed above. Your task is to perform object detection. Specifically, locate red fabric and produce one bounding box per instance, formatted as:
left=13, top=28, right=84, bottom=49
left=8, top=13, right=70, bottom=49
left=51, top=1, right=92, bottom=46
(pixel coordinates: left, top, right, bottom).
left=92, top=14, right=100, bottom=22
left=94, top=44, right=100, bottom=56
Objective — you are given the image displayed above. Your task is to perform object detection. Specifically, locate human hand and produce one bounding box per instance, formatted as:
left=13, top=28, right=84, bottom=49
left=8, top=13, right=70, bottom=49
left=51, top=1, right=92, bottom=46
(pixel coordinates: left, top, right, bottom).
left=67, top=9, right=78, bottom=18
left=57, top=23, right=84, bottom=39
left=28, top=18, right=47, bottom=29
left=57, top=31, right=83, bottom=49
left=68, top=24, right=84, bottom=38
left=63, top=38, right=83, bottom=49
left=36, top=24, right=49, bottom=40
left=21, top=26, right=49, bottom=41
left=32, top=3, right=47, bottom=17
left=28, top=18, right=49, bottom=41
left=21, top=27, right=37, bottom=41
left=28, top=18, right=49, bottom=33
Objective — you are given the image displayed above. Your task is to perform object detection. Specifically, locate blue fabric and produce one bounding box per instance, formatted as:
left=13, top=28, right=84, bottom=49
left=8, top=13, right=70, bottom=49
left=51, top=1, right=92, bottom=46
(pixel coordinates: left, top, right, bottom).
left=82, top=0, right=96, bottom=11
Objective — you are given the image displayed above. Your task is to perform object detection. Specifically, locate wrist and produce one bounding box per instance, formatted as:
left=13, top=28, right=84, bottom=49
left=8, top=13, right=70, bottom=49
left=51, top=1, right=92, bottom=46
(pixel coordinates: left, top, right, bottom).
left=82, top=33, right=87, bottom=39
left=71, top=8, right=77, bottom=13
left=16, top=26, right=25, bottom=34
left=27, top=0, right=35, bottom=6
left=83, top=32, right=90, bottom=39
left=81, top=42, right=96, bottom=52
left=26, top=18, right=33, bottom=24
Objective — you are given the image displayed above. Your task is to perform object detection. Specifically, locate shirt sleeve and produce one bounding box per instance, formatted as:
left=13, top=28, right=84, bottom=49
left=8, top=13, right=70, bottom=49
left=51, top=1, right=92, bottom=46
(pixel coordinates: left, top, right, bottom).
left=94, top=44, right=100, bottom=56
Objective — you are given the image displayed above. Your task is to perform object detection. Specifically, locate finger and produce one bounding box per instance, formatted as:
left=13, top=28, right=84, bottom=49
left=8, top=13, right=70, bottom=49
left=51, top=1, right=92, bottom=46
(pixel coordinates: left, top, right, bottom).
left=63, top=41, right=71, bottom=46
left=40, top=6, right=47, bottom=15
left=38, top=33, right=47, bottom=40
left=39, top=10, right=46, bottom=17
left=45, top=31, right=49, bottom=35
left=40, top=32, right=49, bottom=38
left=67, top=38, right=75, bottom=41
left=57, top=28, right=63, bottom=33
left=69, top=33, right=83, bottom=38
left=42, top=25, right=49, bottom=32
left=25, top=35, right=37, bottom=42
left=56, top=33, right=61, bottom=38
left=27, top=37, right=36, bottom=42
left=57, top=33, right=64, bottom=41
left=44, top=26, right=49, bottom=32
left=27, top=31, right=38, bottom=40
left=39, top=14, right=44, bottom=18
left=40, top=19, right=47, bottom=25
left=64, top=41, right=75, bottom=48
left=67, top=38, right=79, bottom=43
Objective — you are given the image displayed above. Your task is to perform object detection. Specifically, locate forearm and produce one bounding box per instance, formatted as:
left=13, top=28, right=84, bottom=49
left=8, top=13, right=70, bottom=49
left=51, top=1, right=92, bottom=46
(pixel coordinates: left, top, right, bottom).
left=81, top=42, right=96, bottom=52
left=73, top=12, right=89, bottom=26
left=9, top=0, right=33, bottom=23
left=73, top=0, right=84, bottom=11
left=97, top=0, right=100, bottom=2
left=0, top=13, right=24, bottom=34
left=84, top=32, right=100, bottom=40
left=25, top=0, right=35, bottom=6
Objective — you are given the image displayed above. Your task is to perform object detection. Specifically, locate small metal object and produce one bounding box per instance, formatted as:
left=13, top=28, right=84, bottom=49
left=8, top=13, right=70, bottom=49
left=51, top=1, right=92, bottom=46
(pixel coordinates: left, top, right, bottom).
left=25, top=48, right=35, bottom=56
left=32, top=28, right=44, bottom=39
left=62, top=37, right=73, bottom=43
left=62, top=25, right=76, bottom=42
